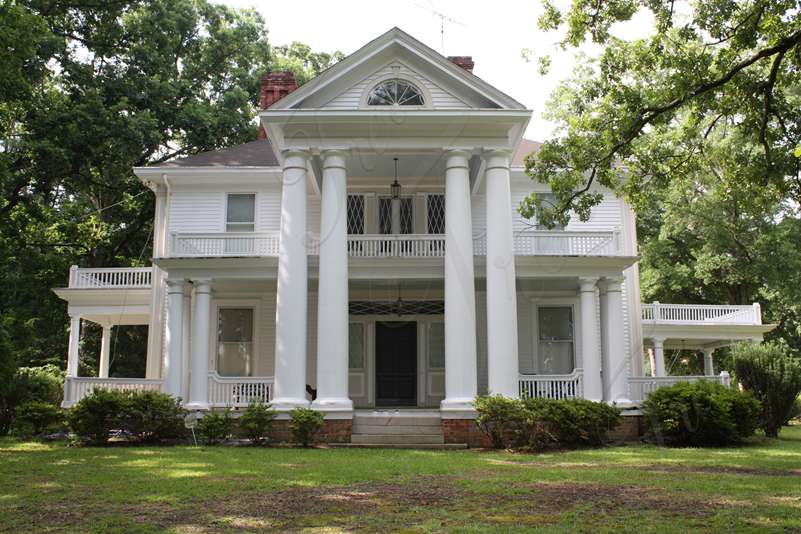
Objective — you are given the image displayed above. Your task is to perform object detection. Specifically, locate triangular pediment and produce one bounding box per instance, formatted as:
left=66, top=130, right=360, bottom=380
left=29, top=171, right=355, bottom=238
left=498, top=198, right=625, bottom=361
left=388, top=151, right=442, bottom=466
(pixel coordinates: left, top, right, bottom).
left=269, top=28, right=525, bottom=111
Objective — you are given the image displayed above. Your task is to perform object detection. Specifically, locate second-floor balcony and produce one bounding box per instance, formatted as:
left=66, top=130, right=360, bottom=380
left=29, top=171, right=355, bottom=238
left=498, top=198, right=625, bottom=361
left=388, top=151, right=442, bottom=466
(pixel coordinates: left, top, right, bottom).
left=169, top=229, right=622, bottom=259
left=641, top=302, right=763, bottom=325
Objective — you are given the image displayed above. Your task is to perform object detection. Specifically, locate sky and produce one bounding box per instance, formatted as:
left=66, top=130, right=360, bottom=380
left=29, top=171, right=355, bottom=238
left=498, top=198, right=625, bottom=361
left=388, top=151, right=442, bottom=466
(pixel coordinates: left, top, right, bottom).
left=221, top=0, right=654, bottom=141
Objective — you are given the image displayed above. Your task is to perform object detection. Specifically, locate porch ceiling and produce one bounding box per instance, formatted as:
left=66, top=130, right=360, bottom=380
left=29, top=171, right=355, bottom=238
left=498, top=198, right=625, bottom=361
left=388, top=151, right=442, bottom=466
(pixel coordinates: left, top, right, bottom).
left=642, top=323, right=776, bottom=350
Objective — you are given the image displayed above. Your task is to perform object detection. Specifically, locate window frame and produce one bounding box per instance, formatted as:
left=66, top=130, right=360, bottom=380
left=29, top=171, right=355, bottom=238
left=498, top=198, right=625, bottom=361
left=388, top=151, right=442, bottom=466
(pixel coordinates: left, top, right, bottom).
left=212, top=299, right=260, bottom=377
left=359, top=73, right=431, bottom=109
left=224, top=192, right=257, bottom=233
left=529, top=300, right=580, bottom=375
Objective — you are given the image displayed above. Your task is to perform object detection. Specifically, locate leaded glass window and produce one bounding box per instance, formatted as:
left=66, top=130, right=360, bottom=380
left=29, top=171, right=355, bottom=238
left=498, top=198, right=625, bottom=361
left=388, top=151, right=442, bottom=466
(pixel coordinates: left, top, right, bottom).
left=346, top=195, right=365, bottom=235
left=378, top=197, right=414, bottom=234
left=367, top=79, right=425, bottom=106
left=537, top=306, right=574, bottom=374
left=427, top=194, right=445, bottom=234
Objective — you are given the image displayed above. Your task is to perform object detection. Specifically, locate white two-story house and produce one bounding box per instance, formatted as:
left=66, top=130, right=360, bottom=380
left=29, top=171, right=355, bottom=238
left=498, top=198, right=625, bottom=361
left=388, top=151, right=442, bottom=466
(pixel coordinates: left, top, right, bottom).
left=54, top=28, right=773, bottom=445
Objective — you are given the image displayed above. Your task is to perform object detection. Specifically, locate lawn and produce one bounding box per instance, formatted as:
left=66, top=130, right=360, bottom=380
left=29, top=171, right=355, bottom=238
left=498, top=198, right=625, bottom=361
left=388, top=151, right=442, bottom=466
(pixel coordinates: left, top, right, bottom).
left=1, top=427, right=800, bottom=533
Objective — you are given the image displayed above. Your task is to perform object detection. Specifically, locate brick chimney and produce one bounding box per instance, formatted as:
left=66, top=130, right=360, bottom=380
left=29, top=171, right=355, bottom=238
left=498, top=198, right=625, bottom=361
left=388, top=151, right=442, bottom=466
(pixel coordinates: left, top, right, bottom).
left=448, top=56, right=474, bottom=73
left=258, top=70, right=298, bottom=139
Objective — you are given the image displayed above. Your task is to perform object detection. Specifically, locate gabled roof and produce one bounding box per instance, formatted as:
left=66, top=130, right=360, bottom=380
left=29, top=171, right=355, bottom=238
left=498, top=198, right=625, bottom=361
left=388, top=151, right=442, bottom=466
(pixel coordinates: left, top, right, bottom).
left=153, top=139, right=279, bottom=168
left=269, top=27, right=526, bottom=111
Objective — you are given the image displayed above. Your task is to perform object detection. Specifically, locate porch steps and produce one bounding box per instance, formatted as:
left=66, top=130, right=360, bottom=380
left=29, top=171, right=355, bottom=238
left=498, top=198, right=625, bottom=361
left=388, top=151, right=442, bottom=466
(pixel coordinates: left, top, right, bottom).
left=343, top=410, right=465, bottom=449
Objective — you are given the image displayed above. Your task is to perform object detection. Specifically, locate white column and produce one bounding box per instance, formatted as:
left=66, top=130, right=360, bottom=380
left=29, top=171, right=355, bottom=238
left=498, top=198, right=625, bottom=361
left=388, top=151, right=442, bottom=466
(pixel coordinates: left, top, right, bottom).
left=703, top=348, right=715, bottom=376
left=652, top=337, right=666, bottom=377
left=483, top=149, right=519, bottom=397
left=146, top=187, right=168, bottom=380
left=181, top=286, right=192, bottom=402
left=313, top=150, right=352, bottom=412
left=66, top=315, right=81, bottom=377
left=579, top=277, right=602, bottom=401
left=99, top=325, right=112, bottom=378
left=272, top=149, right=311, bottom=409
left=441, top=149, right=478, bottom=412
left=188, top=279, right=212, bottom=408
left=600, top=277, right=630, bottom=404
left=164, top=279, right=185, bottom=398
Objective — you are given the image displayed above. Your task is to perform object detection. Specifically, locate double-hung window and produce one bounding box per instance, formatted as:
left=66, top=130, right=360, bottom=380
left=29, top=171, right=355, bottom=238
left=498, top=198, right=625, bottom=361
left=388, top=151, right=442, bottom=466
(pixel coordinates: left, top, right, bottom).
left=226, top=193, right=255, bottom=232
left=537, top=306, right=575, bottom=374
left=217, top=308, right=254, bottom=376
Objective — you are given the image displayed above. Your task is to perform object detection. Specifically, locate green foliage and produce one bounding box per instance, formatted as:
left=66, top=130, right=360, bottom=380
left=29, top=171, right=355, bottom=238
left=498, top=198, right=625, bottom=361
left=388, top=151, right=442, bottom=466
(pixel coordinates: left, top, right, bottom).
left=474, top=395, right=525, bottom=449
left=518, top=398, right=622, bottom=451
left=238, top=401, right=276, bottom=445
left=733, top=343, right=801, bottom=438
left=10, top=401, right=64, bottom=438
left=68, top=389, right=128, bottom=445
left=642, top=381, right=761, bottom=447
left=288, top=407, right=324, bottom=448
left=196, top=410, right=234, bottom=445
left=123, top=390, right=186, bottom=443
left=0, top=364, right=64, bottom=435
left=786, top=397, right=801, bottom=425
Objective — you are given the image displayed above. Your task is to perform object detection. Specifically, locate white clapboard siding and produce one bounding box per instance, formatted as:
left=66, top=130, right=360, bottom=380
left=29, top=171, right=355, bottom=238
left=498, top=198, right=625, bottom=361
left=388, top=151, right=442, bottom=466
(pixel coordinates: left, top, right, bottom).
left=306, top=292, right=319, bottom=388
left=324, top=62, right=469, bottom=109
left=257, top=291, right=277, bottom=377
left=257, top=186, right=282, bottom=232
left=476, top=292, right=489, bottom=396
left=509, top=186, right=623, bottom=233
left=168, top=192, right=224, bottom=233
left=471, top=195, right=486, bottom=237
left=306, top=195, right=321, bottom=237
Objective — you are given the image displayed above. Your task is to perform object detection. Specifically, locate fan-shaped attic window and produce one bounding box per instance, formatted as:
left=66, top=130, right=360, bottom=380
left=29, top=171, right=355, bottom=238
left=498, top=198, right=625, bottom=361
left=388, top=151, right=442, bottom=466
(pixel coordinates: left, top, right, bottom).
left=367, top=79, right=425, bottom=106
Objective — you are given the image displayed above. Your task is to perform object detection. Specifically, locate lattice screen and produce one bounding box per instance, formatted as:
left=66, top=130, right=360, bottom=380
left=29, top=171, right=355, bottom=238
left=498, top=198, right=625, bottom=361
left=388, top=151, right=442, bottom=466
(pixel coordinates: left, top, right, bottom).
left=426, top=194, right=445, bottom=234
left=349, top=300, right=445, bottom=315
left=346, top=195, right=365, bottom=235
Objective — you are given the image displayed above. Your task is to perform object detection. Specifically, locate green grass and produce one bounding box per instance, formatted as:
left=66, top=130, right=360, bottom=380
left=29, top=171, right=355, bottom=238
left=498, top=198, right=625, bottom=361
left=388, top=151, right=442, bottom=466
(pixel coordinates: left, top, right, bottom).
left=2, top=427, right=801, bottom=533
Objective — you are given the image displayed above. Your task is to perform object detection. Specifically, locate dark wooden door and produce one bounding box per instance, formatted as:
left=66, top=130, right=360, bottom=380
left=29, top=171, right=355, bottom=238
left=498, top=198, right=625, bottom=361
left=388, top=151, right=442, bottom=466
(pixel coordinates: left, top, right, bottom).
left=375, top=321, right=417, bottom=406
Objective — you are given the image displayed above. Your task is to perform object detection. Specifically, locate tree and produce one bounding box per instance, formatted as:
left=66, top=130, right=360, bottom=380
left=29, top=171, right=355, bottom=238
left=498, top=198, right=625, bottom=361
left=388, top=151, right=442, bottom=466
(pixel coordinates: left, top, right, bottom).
left=0, top=0, right=339, bottom=370
left=521, top=0, right=801, bottom=226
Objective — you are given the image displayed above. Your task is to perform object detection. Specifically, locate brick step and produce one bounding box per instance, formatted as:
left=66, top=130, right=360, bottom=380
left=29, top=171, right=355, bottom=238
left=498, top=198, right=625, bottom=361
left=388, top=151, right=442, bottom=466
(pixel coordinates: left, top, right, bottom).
left=330, top=443, right=468, bottom=450
left=351, top=433, right=444, bottom=445
left=352, top=416, right=441, bottom=427
left=352, top=424, right=442, bottom=435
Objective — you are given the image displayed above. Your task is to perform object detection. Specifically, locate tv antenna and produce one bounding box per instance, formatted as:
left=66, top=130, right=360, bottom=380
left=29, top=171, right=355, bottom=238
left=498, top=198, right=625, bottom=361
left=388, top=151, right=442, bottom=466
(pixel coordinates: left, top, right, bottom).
left=414, top=2, right=468, bottom=54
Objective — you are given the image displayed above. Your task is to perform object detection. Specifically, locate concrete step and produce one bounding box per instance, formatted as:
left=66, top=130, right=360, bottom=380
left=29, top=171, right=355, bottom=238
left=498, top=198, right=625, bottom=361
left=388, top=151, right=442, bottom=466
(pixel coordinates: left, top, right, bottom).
left=330, top=443, right=468, bottom=450
left=351, top=433, right=444, bottom=445
left=353, top=415, right=441, bottom=427
left=353, top=424, right=442, bottom=435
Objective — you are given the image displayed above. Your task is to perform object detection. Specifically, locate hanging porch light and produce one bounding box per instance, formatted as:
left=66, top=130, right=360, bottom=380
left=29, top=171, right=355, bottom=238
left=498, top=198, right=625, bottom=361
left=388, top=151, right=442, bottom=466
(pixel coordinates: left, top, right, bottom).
left=391, top=157, right=402, bottom=199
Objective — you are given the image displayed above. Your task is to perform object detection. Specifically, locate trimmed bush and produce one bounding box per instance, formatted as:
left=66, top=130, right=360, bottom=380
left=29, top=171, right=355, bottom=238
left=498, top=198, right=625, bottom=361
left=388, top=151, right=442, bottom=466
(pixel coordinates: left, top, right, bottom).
left=518, top=398, right=622, bottom=450
left=733, top=342, right=801, bottom=438
left=474, top=395, right=526, bottom=449
left=1, top=365, right=64, bottom=435
left=238, top=401, right=276, bottom=445
left=10, top=401, right=64, bottom=438
left=68, top=389, right=127, bottom=445
left=196, top=410, right=234, bottom=445
left=123, top=390, right=186, bottom=443
left=288, top=407, right=323, bottom=447
left=642, top=380, right=760, bottom=446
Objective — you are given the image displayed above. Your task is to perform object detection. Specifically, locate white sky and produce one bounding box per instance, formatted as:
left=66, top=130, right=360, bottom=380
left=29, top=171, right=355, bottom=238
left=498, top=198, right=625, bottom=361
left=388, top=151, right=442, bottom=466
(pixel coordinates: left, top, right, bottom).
left=222, top=0, right=654, bottom=141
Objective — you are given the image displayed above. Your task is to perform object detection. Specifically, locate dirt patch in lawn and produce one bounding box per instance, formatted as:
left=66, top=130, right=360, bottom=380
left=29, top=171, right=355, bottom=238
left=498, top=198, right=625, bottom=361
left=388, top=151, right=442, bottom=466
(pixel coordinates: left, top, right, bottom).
left=643, top=464, right=801, bottom=478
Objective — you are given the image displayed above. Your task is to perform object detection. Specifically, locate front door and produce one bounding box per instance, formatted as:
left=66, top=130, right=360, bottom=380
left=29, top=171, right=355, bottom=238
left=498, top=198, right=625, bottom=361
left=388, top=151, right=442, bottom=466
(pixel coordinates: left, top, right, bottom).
left=375, top=321, right=417, bottom=406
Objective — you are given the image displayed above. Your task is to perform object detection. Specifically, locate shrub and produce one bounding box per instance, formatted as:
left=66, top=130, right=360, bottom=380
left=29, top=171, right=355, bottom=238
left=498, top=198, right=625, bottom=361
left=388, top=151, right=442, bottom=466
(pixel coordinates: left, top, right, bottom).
left=10, top=401, right=64, bottom=438
left=518, top=398, right=622, bottom=450
left=642, top=380, right=760, bottom=446
left=238, top=401, right=277, bottom=445
left=124, top=391, right=186, bottom=443
left=196, top=410, right=234, bottom=445
left=474, top=395, right=526, bottom=449
left=67, top=389, right=128, bottom=445
left=786, top=397, right=801, bottom=426
left=288, top=407, right=323, bottom=447
left=733, top=342, right=801, bottom=438
left=1, top=365, right=64, bottom=435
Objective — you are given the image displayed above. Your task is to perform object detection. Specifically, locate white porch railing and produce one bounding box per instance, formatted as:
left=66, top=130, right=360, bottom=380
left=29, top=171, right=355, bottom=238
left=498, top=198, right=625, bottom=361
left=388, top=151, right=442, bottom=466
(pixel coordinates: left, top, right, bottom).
left=69, top=266, right=152, bottom=288
left=641, top=303, right=762, bottom=324
left=171, top=232, right=281, bottom=257
left=511, top=230, right=621, bottom=256
left=62, top=377, right=163, bottom=407
left=518, top=369, right=584, bottom=400
left=207, top=373, right=273, bottom=407
left=347, top=234, right=445, bottom=257
left=629, top=372, right=731, bottom=402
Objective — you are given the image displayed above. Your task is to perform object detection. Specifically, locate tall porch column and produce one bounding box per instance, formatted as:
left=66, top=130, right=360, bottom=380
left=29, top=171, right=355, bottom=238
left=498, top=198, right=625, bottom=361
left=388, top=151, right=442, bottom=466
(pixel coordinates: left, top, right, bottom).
left=579, top=277, right=603, bottom=401
left=703, top=348, right=715, bottom=376
left=483, top=149, right=519, bottom=397
left=272, top=149, right=311, bottom=409
left=652, top=337, right=666, bottom=377
left=66, top=315, right=81, bottom=377
left=188, top=279, right=212, bottom=408
left=442, top=149, right=478, bottom=412
left=313, top=150, right=352, bottom=412
left=164, top=279, right=185, bottom=398
left=99, top=325, right=112, bottom=379
left=600, top=277, right=630, bottom=404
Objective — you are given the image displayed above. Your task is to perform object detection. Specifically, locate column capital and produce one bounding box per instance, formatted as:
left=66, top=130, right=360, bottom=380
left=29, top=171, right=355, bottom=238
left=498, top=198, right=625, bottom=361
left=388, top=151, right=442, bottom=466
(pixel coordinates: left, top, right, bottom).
left=281, top=148, right=310, bottom=170
left=599, top=276, right=624, bottom=293
left=444, top=148, right=472, bottom=169
left=192, top=278, right=212, bottom=294
left=578, top=277, right=599, bottom=292
left=321, top=149, right=349, bottom=169
left=482, top=149, right=512, bottom=170
left=165, top=278, right=185, bottom=294
left=650, top=336, right=666, bottom=345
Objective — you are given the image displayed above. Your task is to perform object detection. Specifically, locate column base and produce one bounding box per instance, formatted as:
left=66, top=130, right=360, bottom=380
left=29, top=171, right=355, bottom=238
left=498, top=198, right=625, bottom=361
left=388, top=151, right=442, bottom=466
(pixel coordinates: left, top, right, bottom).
left=440, top=397, right=477, bottom=418
left=608, top=397, right=634, bottom=408
left=184, top=402, right=210, bottom=411
left=311, top=397, right=354, bottom=413
left=270, top=397, right=311, bottom=411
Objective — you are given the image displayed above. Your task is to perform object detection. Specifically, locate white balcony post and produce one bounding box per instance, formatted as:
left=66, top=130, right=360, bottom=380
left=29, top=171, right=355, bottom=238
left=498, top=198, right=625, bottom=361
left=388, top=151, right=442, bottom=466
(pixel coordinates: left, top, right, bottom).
left=99, top=324, right=112, bottom=379
left=703, top=348, right=715, bottom=376
left=313, top=150, right=352, bottom=412
left=579, top=277, right=603, bottom=401
left=272, top=149, right=311, bottom=410
left=66, top=315, right=81, bottom=377
left=652, top=337, right=666, bottom=377
left=441, top=149, right=478, bottom=412
left=164, top=279, right=185, bottom=398
left=483, top=149, right=519, bottom=397
left=753, top=302, right=762, bottom=324
left=188, top=279, right=212, bottom=408
left=600, top=277, right=630, bottom=404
